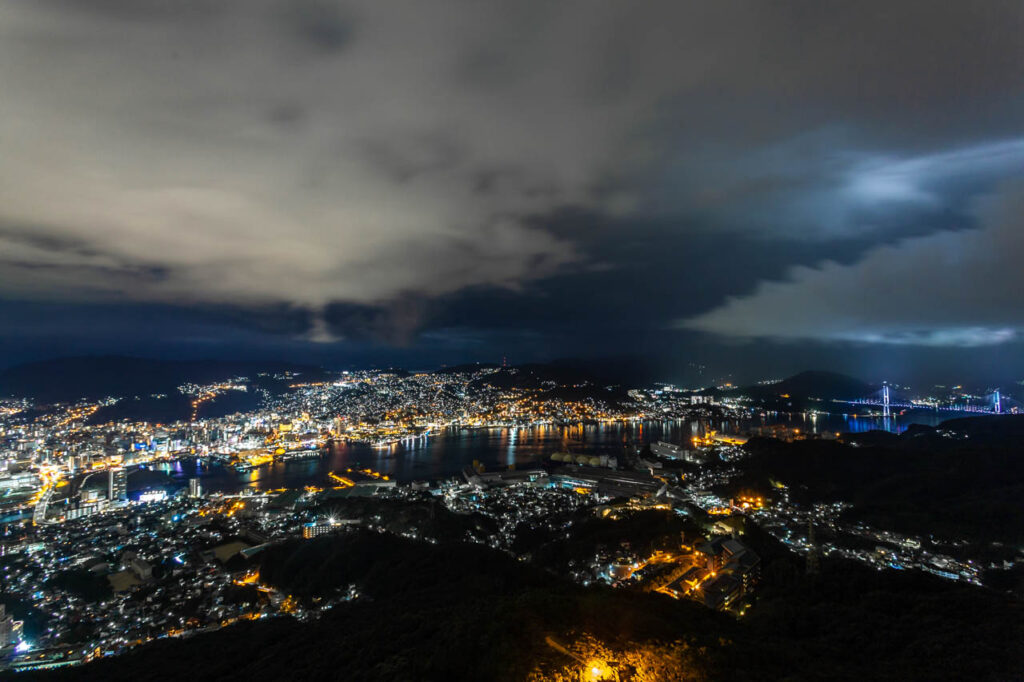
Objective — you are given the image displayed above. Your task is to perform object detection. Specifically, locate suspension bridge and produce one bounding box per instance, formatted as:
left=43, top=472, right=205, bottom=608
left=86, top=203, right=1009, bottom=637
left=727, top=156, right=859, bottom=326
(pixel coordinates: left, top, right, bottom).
left=845, top=384, right=1021, bottom=416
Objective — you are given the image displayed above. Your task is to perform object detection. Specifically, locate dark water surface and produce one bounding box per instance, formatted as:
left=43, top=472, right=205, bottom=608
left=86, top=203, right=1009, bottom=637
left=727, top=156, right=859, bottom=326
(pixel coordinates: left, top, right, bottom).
left=131, top=409, right=953, bottom=497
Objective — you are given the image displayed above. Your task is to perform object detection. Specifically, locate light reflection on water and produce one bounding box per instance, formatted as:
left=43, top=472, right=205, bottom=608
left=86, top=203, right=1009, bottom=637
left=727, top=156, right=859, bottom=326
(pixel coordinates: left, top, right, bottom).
left=135, top=409, right=953, bottom=496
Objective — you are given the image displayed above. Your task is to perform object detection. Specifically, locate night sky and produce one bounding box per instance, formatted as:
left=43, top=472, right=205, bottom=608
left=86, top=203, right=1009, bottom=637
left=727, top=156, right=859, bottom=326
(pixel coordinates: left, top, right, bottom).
left=1, top=1, right=1022, bottom=386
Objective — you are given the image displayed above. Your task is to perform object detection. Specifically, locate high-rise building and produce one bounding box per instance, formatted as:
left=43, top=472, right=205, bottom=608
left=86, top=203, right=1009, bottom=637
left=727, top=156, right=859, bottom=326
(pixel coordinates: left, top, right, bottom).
left=0, top=604, right=10, bottom=648
left=301, top=519, right=357, bottom=538
left=0, top=603, right=24, bottom=649
left=302, top=522, right=333, bottom=539
left=188, top=477, right=202, bottom=498
left=108, top=467, right=127, bottom=503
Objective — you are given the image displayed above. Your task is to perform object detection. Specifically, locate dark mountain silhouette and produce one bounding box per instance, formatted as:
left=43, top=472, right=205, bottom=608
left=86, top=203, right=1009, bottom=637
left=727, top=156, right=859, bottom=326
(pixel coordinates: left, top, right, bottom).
left=0, top=356, right=326, bottom=402
left=470, top=363, right=613, bottom=391
left=740, top=370, right=873, bottom=401
left=468, top=363, right=630, bottom=405
left=431, top=362, right=500, bottom=374
left=934, top=413, right=1024, bottom=438
left=727, top=414, right=1024, bottom=546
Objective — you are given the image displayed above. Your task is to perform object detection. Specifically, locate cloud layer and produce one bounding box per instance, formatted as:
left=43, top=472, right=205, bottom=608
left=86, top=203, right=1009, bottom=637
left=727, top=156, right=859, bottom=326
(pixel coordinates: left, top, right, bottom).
left=681, top=182, right=1024, bottom=346
left=0, top=1, right=1022, bottom=346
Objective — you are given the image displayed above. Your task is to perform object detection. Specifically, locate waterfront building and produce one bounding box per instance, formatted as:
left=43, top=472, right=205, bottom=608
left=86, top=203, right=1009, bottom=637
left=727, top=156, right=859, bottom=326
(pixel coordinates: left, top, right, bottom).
left=108, top=467, right=127, bottom=504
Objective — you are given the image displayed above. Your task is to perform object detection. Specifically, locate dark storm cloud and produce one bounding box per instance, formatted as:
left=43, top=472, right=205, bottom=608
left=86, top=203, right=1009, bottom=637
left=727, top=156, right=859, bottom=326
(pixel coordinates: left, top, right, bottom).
left=322, top=297, right=431, bottom=345
left=0, top=0, right=1021, bottom=349
left=681, top=181, right=1024, bottom=346
left=281, top=1, right=355, bottom=53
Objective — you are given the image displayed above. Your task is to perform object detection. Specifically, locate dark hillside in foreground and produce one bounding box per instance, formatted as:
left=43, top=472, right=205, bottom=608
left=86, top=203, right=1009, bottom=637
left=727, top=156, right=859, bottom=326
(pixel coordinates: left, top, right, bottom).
left=23, top=528, right=1024, bottom=682
left=24, top=532, right=748, bottom=682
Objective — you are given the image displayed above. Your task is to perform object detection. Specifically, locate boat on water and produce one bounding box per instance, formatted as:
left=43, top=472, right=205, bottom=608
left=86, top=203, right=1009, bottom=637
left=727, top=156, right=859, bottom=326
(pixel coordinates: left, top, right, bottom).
left=369, top=429, right=433, bottom=450
left=279, top=449, right=322, bottom=460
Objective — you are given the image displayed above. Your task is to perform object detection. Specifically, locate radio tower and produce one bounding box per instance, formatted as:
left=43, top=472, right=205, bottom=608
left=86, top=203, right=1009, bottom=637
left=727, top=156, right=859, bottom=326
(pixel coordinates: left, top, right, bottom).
left=806, top=518, right=821, bottom=576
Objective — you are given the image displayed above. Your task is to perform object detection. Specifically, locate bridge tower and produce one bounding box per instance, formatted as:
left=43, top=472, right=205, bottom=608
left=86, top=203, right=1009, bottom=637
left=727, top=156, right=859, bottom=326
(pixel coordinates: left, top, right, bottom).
left=882, top=384, right=890, bottom=419
left=994, top=389, right=1001, bottom=414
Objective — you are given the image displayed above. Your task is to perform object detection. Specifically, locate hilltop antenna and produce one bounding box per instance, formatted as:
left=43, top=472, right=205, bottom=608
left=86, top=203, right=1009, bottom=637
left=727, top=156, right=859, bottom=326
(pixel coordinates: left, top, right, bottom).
left=806, top=518, right=821, bottom=576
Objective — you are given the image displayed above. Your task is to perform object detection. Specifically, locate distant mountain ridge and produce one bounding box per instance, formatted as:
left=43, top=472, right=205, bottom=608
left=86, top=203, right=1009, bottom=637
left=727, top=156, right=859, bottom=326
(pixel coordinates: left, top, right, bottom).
left=695, top=370, right=875, bottom=412
left=470, top=363, right=610, bottom=390
left=0, top=356, right=326, bottom=402
left=1, top=355, right=875, bottom=406
left=740, top=370, right=873, bottom=401
left=431, top=362, right=500, bottom=375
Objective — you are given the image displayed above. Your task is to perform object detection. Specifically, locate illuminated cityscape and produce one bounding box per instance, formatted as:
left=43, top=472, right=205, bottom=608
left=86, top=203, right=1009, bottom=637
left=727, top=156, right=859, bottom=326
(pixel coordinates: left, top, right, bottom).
left=1, top=364, right=1022, bottom=677
left=2, top=0, right=1023, bottom=678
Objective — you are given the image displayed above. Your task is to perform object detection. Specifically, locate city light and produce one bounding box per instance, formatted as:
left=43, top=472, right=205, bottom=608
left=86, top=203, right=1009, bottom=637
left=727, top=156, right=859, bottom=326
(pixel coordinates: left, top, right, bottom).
left=0, top=364, right=1010, bottom=673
